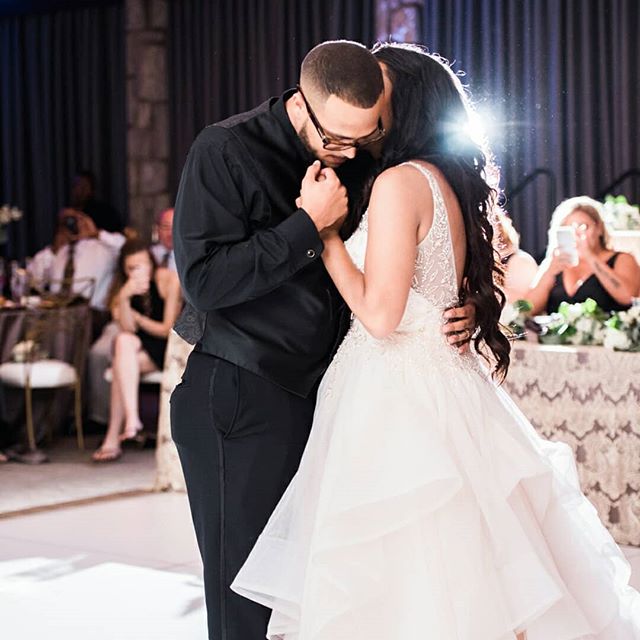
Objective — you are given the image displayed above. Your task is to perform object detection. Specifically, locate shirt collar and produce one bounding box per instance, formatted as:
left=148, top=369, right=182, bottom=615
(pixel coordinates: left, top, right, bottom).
left=271, top=89, right=315, bottom=165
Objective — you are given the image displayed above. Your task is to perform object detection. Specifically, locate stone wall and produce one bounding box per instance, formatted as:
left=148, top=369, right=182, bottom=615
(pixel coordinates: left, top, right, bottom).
left=125, top=0, right=170, bottom=241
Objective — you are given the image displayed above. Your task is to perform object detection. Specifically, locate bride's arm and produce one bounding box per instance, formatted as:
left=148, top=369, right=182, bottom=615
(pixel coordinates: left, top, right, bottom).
left=322, top=167, right=420, bottom=339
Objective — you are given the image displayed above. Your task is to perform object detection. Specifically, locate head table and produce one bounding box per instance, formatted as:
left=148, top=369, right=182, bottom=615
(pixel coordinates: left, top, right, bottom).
left=503, top=341, right=640, bottom=546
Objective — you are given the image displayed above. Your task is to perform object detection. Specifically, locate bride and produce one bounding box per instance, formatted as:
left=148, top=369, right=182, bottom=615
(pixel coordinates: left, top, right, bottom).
left=231, top=42, right=640, bottom=640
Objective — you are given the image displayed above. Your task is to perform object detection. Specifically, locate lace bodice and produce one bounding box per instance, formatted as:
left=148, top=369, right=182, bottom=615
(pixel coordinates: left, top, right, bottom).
left=326, top=162, right=481, bottom=394
left=345, top=161, right=459, bottom=319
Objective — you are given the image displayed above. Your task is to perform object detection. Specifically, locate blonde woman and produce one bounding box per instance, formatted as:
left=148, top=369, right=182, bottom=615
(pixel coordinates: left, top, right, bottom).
left=528, top=196, right=640, bottom=314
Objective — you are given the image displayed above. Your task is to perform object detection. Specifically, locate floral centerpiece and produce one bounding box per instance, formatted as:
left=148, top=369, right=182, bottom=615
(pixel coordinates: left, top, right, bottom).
left=602, top=195, right=640, bottom=231
left=603, top=304, right=640, bottom=351
left=12, top=339, right=37, bottom=363
left=501, top=296, right=640, bottom=351
left=539, top=298, right=608, bottom=346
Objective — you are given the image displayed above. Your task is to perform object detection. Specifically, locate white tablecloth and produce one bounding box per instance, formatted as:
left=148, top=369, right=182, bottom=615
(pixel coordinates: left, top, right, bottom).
left=504, top=342, right=640, bottom=546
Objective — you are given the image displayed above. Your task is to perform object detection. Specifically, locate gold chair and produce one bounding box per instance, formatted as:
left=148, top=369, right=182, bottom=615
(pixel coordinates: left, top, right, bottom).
left=0, top=278, right=94, bottom=451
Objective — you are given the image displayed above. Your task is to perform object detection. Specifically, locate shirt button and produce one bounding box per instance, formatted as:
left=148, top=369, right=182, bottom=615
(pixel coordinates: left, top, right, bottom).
left=306, top=249, right=316, bottom=259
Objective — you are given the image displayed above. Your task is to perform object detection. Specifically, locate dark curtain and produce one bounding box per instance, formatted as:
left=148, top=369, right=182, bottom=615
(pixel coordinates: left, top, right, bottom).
left=421, top=0, right=640, bottom=256
left=0, top=1, right=126, bottom=258
left=168, top=0, right=376, bottom=194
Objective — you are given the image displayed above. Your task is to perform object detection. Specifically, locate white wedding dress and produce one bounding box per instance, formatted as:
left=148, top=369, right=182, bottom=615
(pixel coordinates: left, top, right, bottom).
left=231, top=163, right=640, bottom=639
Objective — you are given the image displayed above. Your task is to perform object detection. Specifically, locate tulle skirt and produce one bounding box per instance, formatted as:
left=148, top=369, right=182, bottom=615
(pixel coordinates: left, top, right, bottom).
left=231, top=323, right=640, bottom=640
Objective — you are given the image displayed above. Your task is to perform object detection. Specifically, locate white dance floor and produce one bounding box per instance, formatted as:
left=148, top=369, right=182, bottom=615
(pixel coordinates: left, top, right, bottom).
left=0, top=491, right=638, bottom=639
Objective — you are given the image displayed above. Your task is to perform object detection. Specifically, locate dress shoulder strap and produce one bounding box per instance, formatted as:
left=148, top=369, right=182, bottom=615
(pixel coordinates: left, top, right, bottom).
left=399, top=161, right=443, bottom=206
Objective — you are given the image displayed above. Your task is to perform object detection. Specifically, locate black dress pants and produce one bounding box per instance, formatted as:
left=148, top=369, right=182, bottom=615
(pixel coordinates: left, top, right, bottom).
left=170, top=350, right=316, bottom=640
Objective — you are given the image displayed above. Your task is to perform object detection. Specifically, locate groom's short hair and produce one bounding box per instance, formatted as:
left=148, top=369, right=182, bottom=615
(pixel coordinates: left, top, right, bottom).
left=300, top=40, right=383, bottom=108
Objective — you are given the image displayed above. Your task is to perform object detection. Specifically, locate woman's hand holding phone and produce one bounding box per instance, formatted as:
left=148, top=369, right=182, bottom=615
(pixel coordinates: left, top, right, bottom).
left=554, top=226, right=579, bottom=268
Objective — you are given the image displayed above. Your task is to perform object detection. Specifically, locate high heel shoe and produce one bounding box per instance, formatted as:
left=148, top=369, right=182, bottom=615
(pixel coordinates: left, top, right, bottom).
left=120, top=425, right=147, bottom=448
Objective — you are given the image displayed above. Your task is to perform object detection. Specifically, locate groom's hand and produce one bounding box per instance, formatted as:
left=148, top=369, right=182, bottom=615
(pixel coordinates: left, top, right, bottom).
left=442, top=301, right=477, bottom=353
left=299, top=161, right=348, bottom=233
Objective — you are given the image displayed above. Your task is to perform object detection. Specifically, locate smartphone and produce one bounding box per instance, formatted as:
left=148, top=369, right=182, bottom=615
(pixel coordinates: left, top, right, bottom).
left=555, top=226, right=579, bottom=266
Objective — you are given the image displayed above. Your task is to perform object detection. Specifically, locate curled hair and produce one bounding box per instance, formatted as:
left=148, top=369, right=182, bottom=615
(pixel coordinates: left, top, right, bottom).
left=107, top=237, right=157, bottom=311
left=300, top=40, right=383, bottom=108
left=364, top=42, right=510, bottom=380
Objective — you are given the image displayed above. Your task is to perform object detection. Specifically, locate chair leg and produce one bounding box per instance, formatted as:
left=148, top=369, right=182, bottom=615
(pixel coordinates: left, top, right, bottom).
left=46, top=402, right=54, bottom=445
left=75, top=381, right=84, bottom=450
left=24, top=381, right=37, bottom=451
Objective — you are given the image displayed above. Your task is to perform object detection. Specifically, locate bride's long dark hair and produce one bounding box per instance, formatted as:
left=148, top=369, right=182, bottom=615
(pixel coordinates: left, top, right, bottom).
left=364, top=42, right=510, bottom=380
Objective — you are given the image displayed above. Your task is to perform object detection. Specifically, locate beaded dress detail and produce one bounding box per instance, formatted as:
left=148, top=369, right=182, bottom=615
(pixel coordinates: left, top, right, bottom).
left=232, top=163, right=640, bottom=640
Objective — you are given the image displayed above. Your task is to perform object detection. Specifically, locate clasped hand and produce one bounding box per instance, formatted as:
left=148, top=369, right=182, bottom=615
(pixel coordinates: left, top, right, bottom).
left=297, top=161, right=348, bottom=234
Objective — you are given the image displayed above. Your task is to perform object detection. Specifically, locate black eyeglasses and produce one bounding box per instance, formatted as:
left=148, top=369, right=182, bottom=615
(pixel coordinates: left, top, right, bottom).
left=296, top=85, right=385, bottom=151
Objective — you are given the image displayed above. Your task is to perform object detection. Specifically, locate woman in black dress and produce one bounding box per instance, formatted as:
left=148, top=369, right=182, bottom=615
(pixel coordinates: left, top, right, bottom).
left=93, top=238, right=182, bottom=462
left=528, top=196, right=640, bottom=314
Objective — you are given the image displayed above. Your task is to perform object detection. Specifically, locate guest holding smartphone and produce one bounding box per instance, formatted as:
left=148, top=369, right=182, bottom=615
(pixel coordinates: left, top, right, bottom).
left=92, top=238, right=181, bottom=462
left=528, top=196, right=640, bottom=314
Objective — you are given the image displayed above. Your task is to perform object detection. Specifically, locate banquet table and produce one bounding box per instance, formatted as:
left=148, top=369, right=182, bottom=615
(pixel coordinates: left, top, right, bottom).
left=0, top=303, right=92, bottom=447
left=504, top=341, right=640, bottom=546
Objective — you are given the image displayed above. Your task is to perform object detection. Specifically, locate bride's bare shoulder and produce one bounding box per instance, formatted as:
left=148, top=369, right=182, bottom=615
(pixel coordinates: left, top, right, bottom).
left=367, top=164, right=430, bottom=235
left=370, top=163, right=432, bottom=203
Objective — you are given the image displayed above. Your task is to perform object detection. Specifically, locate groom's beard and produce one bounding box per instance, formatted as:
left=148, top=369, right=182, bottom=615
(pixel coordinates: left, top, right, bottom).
left=298, top=122, right=349, bottom=169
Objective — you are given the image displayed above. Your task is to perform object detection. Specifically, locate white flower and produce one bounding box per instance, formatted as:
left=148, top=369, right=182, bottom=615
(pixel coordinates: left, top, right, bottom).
left=604, top=328, right=631, bottom=351
left=627, top=306, right=640, bottom=321
left=12, top=340, right=35, bottom=362
left=592, top=324, right=607, bottom=345
left=566, top=329, right=583, bottom=345
left=10, top=207, right=22, bottom=221
left=500, top=303, right=519, bottom=325
left=575, top=317, right=594, bottom=334
left=564, top=302, right=584, bottom=323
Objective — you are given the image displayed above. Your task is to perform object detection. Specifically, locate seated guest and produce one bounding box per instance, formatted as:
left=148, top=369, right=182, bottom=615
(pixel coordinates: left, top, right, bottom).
left=493, top=211, right=538, bottom=303
left=92, top=239, right=181, bottom=462
left=70, top=170, right=124, bottom=233
left=528, top=196, right=640, bottom=314
left=28, top=209, right=125, bottom=328
left=88, top=207, right=175, bottom=427
left=151, top=207, right=176, bottom=271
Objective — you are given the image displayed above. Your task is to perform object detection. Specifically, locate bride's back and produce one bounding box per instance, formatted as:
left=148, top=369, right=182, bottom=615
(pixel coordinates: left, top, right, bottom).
left=401, top=161, right=466, bottom=312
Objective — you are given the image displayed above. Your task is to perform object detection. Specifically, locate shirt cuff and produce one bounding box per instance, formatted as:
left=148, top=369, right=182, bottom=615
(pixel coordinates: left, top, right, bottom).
left=98, top=230, right=126, bottom=250
left=277, top=209, right=324, bottom=266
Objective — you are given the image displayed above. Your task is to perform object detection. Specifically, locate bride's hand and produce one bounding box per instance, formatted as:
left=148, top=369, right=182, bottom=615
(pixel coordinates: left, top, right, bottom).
left=442, top=300, right=476, bottom=353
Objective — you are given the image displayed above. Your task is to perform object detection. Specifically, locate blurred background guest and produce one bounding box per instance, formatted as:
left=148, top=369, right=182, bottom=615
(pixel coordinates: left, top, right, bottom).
left=70, top=170, right=124, bottom=234
left=92, top=238, right=181, bottom=462
left=528, top=196, right=640, bottom=314
left=87, top=207, right=176, bottom=428
left=493, top=211, right=538, bottom=304
left=151, top=207, right=176, bottom=272
left=28, top=209, right=125, bottom=335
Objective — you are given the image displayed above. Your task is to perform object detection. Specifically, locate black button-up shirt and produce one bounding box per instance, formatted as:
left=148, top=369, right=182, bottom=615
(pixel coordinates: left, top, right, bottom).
left=173, top=91, right=372, bottom=397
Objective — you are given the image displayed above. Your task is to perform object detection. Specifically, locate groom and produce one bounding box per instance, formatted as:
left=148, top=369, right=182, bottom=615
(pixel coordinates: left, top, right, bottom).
left=172, top=40, right=476, bottom=640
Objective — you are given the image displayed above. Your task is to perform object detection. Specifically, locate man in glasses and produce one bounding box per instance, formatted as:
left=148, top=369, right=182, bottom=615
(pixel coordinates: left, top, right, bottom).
left=172, top=40, right=476, bottom=640
left=295, top=83, right=385, bottom=166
